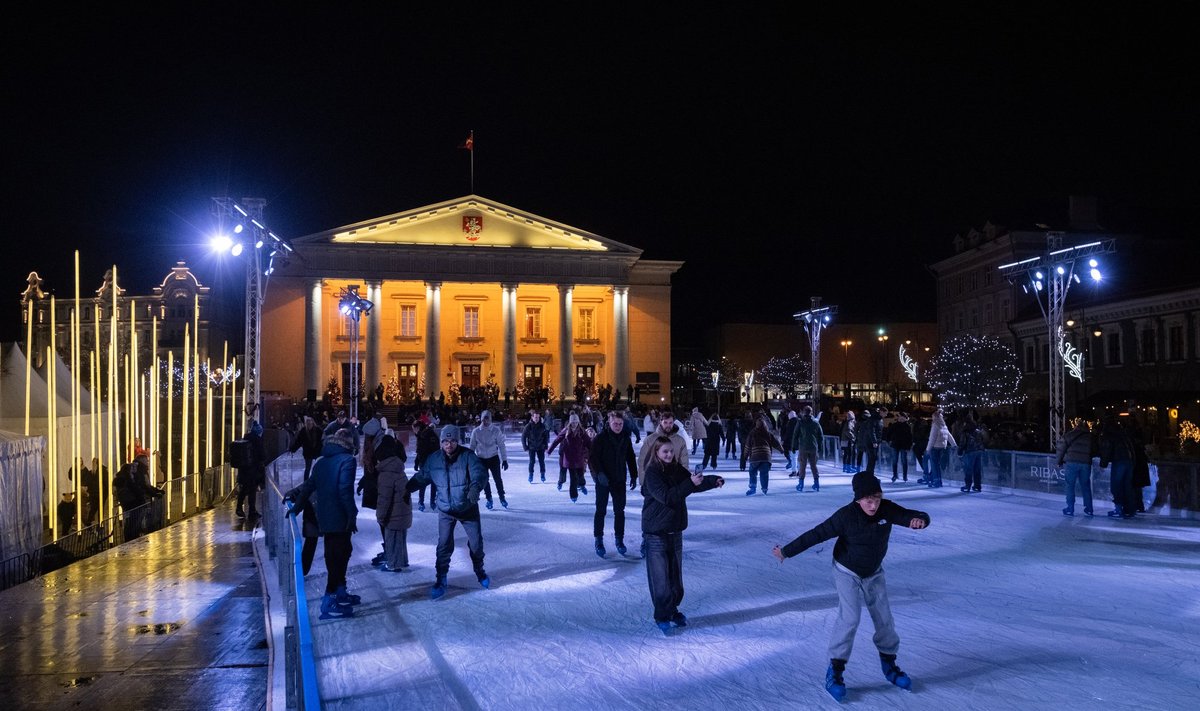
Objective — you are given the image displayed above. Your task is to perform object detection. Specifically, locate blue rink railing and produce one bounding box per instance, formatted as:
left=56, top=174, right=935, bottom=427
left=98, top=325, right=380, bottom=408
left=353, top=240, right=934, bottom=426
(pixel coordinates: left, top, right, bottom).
left=262, top=455, right=321, bottom=711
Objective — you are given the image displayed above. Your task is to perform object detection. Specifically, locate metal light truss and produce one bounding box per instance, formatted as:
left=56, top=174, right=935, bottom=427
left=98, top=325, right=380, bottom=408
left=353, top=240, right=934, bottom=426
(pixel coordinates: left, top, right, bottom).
left=793, top=297, right=837, bottom=409
left=999, top=234, right=1115, bottom=449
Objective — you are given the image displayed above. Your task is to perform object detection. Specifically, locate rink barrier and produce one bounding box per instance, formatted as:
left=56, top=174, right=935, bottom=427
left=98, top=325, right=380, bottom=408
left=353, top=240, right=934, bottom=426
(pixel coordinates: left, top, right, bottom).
left=263, top=454, right=321, bottom=711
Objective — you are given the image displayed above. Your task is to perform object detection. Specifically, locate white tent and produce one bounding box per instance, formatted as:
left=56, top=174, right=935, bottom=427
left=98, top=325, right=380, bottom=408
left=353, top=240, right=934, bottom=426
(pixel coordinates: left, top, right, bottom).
left=0, top=343, right=111, bottom=508
left=0, top=429, right=45, bottom=563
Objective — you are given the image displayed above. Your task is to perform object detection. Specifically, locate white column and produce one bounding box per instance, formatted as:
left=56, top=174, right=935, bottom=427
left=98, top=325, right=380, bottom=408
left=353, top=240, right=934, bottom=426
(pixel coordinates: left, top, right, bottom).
left=425, top=281, right=442, bottom=402
left=365, top=279, right=382, bottom=395
left=558, top=284, right=574, bottom=400
left=304, top=278, right=323, bottom=399
left=612, top=285, right=630, bottom=396
left=502, top=283, right=518, bottom=395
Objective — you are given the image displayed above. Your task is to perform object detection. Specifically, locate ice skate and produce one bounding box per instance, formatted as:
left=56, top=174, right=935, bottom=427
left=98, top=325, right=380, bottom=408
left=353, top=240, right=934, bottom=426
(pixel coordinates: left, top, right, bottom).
left=880, top=654, right=912, bottom=690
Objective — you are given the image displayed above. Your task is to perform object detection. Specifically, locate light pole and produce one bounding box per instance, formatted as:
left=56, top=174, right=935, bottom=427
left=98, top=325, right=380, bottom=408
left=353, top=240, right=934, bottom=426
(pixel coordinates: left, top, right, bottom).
left=712, top=370, right=721, bottom=416
left=794, top=297, right=837, bottom=412
left=877, top=330, right=889, bottom=403
left=337, top=285, right=374, bottom=420
left=840, top=340, right=852, bottom=399
left=999, top=233, right=1114, bottom=448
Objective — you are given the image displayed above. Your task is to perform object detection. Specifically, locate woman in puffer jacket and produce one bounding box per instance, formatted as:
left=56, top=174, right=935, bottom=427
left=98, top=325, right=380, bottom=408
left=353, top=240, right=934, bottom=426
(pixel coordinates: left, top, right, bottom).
left=375, top=433, right=412, bottom=571
left=548, top=413, right=593, bottom=502
left=922, top=410, right=956, bottom=488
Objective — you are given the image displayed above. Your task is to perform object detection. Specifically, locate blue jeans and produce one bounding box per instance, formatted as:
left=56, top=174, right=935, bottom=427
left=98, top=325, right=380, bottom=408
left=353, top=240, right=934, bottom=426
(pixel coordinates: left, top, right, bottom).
left=644, top=532, right=685, bottom=623
left=1063, top=461, right=1092, bottom=513
left=747, top=461, right=771, bottom=492
left=927, top=448, right=946, bottom=486
left=961, top=450, right=982, bottom=489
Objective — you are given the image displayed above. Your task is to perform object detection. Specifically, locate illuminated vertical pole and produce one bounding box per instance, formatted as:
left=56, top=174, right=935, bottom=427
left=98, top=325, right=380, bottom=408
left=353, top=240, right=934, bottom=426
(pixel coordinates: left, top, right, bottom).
left=193, top=294, right=200, bottom=480
left=47, top=344, right=57, bottom=539
left=166, top=351, right=174, bottom=520
left=131, top=300, right=138, bottom=452
left=205, top=358, right=213, bottom=470
left=108, top=267, right=118, bottom=523
left=73, top=253, right=81, bottom=527
left=231, top=368, right=240, bottom=493
left=182, top=327, right=190, bottom=513
left=152, top=316, right=158, bottom=485
left=220, top=341, right=228, bottom=468
left=24, top=300, right=33, bottom=436
left=90, top=350, right=98, bottom=519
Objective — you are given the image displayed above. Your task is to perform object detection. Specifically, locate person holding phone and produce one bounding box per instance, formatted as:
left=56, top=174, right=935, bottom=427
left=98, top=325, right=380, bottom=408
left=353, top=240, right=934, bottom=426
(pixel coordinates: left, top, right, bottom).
left=640, top=435, right=725, bottom=635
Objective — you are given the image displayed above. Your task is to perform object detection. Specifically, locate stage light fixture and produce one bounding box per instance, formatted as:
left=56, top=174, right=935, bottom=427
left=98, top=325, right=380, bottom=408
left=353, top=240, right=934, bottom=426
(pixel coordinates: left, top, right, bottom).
left=211, top=234, right=233, bottom=253
left=1090, top=268, right=1102, bottom=281
left=231, top=243, right=244, bottom=257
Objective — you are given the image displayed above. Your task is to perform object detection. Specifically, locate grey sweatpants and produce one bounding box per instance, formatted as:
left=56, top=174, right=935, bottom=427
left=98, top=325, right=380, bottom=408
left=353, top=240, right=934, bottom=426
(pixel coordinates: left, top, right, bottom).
left=384, top=528, right=409, bottom=569
left=828, top=561, right=900, bottom=661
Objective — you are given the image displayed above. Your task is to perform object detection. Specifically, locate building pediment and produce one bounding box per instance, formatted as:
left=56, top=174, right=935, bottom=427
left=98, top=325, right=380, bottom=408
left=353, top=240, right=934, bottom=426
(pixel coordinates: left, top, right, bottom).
left=293, top=195, right=641, bottom=256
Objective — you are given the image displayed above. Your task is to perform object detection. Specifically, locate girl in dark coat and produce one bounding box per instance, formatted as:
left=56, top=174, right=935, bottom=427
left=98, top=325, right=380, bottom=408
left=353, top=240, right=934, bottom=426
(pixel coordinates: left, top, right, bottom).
left=374, top=434, right=412, bottom=572
left=641, top=435, right=724, bottom=634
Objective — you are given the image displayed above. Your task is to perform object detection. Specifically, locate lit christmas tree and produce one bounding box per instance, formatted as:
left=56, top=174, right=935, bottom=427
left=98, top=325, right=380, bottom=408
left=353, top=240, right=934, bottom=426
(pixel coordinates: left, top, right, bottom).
left=924, top=334, right=1024, bottom=410
left=757, top=354, right=812, bottom=399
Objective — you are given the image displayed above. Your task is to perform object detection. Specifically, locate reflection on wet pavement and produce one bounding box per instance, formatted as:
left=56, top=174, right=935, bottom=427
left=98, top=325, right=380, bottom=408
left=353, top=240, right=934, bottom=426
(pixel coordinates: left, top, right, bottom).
left=0, top=499, right=268, bottom=710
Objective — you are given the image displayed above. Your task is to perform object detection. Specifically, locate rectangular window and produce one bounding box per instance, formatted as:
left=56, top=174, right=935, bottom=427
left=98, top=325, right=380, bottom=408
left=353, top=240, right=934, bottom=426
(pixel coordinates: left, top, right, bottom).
left=578, top=308, right=595, bottom=339
left=1025, top=344, right=1036, bottom=373
left=1168, top=324, right=1184, bottom=360
left=523, top=364, right=543, bottom=389
left=463, top=306, right=480, bottom=338
left=461, top=363, right=481, bottom=387
left=397, top=363, right=418, bottom=398
left=576, top=364, right=595, bottom=390
left=524, top=307, right=542, bottom=338
left=1140, top=328, right=1156, bottom=363
left=1107, top=332, right=1122, bottom=365
left=399, top=305, right=416, bottom=337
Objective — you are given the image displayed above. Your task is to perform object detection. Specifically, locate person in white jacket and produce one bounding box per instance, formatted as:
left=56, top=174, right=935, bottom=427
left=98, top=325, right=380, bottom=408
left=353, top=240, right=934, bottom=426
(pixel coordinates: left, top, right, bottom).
left=469, top=410, right=510, bottom=509
left=922, top=409, right=956, bottom=488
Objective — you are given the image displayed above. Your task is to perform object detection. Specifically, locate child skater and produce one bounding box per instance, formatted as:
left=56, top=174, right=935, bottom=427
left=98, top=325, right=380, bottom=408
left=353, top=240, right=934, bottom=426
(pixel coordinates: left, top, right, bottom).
left=641, top=434, right=724, bottom=635
left=771, top=471, right=930, bottom=701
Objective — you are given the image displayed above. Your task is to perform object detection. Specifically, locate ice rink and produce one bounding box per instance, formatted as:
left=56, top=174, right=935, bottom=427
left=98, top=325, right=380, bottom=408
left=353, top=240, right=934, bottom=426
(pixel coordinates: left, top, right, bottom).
left=288, top=438, right=1200, bottom=710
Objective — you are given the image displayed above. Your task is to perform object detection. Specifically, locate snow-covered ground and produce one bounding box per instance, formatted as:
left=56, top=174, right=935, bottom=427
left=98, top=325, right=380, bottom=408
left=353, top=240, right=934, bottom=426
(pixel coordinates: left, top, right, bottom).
left=281, top=436, right=1200, bottom=711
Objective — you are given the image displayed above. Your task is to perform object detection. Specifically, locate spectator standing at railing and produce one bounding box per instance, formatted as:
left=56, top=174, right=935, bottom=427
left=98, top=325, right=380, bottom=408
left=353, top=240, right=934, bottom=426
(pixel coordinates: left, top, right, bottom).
left=957, top=414, right=987, bottom=493
left=114, top=457, right=161, bottom=541
left=839, top=411, right=857, bottom=473
left=289, top=416, right=324, bottom=481
left=923, top=410, right=955, bottom=488
left=1056, top=418, right=1095, bottom=517
left=236, top=406, right=266, bottom=520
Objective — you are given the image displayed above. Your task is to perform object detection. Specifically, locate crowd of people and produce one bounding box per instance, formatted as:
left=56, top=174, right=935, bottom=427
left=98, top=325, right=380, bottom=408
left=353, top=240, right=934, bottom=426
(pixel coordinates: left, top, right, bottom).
left=265, top=397, right=1154, bottom=701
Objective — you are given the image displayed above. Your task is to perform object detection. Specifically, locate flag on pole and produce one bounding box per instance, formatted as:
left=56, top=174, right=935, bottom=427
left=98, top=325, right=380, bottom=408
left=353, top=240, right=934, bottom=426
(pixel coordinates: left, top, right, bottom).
left=459, top=131, right=474, bottom=151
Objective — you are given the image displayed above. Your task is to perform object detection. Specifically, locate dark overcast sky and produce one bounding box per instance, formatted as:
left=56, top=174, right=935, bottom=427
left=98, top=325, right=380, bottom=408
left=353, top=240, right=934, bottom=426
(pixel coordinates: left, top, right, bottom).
left=4, top=7, right=1197, bottom=345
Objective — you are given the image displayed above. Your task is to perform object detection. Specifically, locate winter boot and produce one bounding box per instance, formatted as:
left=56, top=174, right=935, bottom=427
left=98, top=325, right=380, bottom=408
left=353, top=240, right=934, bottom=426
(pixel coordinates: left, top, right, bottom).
left=580, top=485, right=588, bottom=496
left=485, top=499, right=494, bottom=510
left=500, top=498, right=509, bottom=509
left=1062, top=507, right=1074, bottom=516
left=812, top=482, right=819, bottom=492
left=529, top=474, right=534, bottom=483
left=1107, top=505, right=1124, bottom=518
left=335, top=585, right=362, bottom=606
left=880, top=653, right=912, bottom=690
left=430, top=576, right=447, bottom=600
left=615, top=538, right=627, bottom=555
left=478, top=572, right=491, bottom=589
left=319, top=594, right=354, bottom=620
left=796, top=482, right=804, bottom=492
left=825, top=659, right=847, bottom=701
left=595, top=536, right=606, bottom=558
left=671, top=612, right=688, bottom=627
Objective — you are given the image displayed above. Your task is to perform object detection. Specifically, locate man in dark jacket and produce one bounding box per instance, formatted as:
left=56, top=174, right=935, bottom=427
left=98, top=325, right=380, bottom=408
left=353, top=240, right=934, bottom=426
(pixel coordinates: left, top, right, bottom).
left=1098, top=414, right=1136, bottom=519
left=412, top=420, right=441, bottom=511
left=405, top=425, right=490, bottom=599
left=856, top=407, right=883, bottom=475
left=791, top=405, right=824, bottom=492
left=236, top=406, right=266, bottom=519
left=290, top=416, right=324, bottom=480
left=522, top=410, right=550, bottom=483
left=773, top=472, right=929, bottom=701
left=114, top=457, right=163, bottom=542
left=885, top=412, right=914, bottom=483
left=588, top=411, right=640, bottom=558
left=285, top=428, right=360, bottom=619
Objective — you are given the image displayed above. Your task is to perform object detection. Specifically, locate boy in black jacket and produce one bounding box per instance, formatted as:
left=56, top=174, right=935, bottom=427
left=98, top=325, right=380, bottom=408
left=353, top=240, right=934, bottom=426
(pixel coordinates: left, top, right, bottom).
left=772, top=471, right=930, bottom=702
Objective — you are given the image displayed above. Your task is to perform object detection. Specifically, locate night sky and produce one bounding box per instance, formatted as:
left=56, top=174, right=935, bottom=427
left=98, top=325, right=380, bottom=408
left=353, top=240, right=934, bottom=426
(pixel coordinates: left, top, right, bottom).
left=4, top=8, right=1196, bottom=346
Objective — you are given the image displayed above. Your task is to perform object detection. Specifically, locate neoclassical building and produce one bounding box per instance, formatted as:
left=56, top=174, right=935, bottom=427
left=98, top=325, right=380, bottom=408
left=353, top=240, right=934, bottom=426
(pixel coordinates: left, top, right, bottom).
left=260, top=196, right=682, bottom=404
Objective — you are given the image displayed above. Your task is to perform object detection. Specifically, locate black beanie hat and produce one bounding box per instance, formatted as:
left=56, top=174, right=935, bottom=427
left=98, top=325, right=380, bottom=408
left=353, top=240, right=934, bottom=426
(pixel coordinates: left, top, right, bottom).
left=852, top=471, right=882, bottom=500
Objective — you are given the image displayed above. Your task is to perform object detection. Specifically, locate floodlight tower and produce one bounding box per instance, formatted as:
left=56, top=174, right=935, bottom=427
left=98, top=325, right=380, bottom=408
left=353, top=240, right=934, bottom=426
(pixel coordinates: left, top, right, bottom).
left=793, top=297, right=837, bottom=411
left=337, top=285, right=374, bottom=420
left=999, top=232, right=1114, bottom=449
left=211, top=197, right=294, bottom=423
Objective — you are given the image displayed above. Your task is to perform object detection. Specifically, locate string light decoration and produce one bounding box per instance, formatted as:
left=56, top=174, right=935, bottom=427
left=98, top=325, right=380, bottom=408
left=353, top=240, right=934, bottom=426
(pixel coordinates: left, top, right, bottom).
left=757, top=354, right=812, bottom=399
left=1179, top=420, right=1200, bottom=454
left=1056, top=326, right=1084, bottom=383
left=924, top=334, right=1024, bottom=409
left=898, top=343, right=919, bottom=383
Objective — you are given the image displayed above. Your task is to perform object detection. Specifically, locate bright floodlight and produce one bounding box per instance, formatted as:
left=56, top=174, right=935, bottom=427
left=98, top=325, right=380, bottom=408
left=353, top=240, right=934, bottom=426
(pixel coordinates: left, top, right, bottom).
left=1056, top=265, right=1065, bottom=275
left=255, top=239, right=264, bottom=249
left=231, top=242, right=244, bottom=257
left=1090, top=268, right=1102, bottom=281
left=1088, top=258, right=1098, bottom=268
left=211, top=234, right=233, bottom=253
left=233, top=223, right=244, bottom=234
left=1034, top=270, right=1044, bottom=280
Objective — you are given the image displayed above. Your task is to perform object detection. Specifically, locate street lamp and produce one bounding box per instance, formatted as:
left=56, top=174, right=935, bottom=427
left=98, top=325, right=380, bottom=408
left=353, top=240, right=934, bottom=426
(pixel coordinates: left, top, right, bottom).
left=999, top=233, right=1115, bottom=448
left=337, top=285, right=374, bottom=420
left=711, top=370, right=721, bottom=416
left=840, top=340, right=852, bottom=397
left=877, top=331, right=890, bottom=403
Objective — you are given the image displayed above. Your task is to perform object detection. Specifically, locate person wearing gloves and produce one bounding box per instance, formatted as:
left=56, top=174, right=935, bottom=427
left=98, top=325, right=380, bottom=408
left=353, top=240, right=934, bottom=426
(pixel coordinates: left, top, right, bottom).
left=588, top=410, right=640, bottom=558
left=641, top=434, right=725, bottom=635
left=374, top=432, right=412, bottom=571
left=469, top=410, right=510, bottom=510
left=772, top=471, right=930, bottom=702
left=405, top=425, right=490, bottom=599
left=283, top=428, right=360, bottom=620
